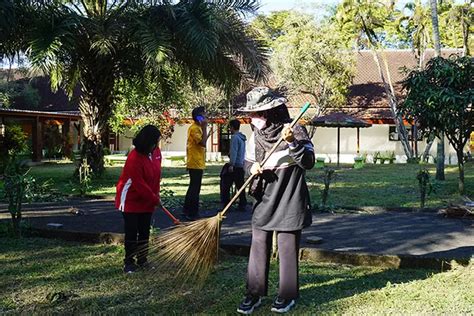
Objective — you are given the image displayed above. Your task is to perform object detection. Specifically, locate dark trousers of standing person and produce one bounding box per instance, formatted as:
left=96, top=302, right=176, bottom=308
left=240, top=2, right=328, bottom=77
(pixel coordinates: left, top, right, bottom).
left=220, top=167, right=247, bottom=210
left=122, top=212, right=153, bottom=266
left=183, top=169, right=203, bottom=218
left=246, top=228, right=301, bottom=299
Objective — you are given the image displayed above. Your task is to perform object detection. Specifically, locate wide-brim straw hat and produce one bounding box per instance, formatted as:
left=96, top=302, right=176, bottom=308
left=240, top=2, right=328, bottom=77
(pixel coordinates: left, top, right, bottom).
left=237, top=86, right=287, bottom=112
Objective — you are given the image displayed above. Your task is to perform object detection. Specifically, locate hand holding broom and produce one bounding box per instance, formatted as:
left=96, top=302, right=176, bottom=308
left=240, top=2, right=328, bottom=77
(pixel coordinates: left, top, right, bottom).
left=148, top=102, right=311, bottom=283
left=219, top=102, right=311, bottom=218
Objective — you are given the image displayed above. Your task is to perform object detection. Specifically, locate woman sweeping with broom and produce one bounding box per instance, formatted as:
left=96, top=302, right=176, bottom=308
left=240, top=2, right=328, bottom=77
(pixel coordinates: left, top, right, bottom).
left=236, top=87, right=315, bottom=314
left=115, top=125, right=162, bottom=274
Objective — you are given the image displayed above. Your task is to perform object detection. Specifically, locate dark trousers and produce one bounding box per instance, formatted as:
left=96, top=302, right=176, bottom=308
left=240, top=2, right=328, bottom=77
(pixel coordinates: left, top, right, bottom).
left=220, top=167, right=247, bottom=209
left=247, top=228, right=301, bottom=300
left=184, top=169, right=203, bottom=217
left=122, top=212, right=152, bottom=266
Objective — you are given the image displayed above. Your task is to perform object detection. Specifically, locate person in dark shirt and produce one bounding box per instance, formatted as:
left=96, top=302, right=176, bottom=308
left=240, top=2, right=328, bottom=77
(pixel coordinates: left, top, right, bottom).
left=220, top=119, right=247, bottom=211
left=236, top=87, right=315, bottom=314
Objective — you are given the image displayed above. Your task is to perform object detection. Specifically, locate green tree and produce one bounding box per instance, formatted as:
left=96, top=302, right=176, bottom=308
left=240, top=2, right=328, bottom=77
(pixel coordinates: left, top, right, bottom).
left=439, top=0, right=473, bottom=56
left=251, top=10, right=291, bottom=47
left=397, top=1, right=432, bottom=66
left=2, top=0, right=268, bottom=173
left=269, top=12, right=354, bottom=117
left=110, top=70, right=229, bottom=143
left=396, top=0, right=436, bottom=161
left=335, top=0, right=414, bottom=159
left=400, top=56, right=473, bottom=194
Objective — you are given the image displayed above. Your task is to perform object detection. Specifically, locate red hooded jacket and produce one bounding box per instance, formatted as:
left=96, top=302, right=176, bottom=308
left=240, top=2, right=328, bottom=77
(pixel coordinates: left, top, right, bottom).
left=115, top=148, right=161, bottom=213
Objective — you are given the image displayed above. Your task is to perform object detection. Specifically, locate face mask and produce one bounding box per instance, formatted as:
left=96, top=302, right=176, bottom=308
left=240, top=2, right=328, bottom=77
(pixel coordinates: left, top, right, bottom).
left=251, top=117, right=267, bottom=130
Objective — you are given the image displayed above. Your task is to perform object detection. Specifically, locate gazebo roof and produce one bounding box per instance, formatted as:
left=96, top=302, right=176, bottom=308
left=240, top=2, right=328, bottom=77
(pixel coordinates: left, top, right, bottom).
left=310, top=112, right=372, bottom=128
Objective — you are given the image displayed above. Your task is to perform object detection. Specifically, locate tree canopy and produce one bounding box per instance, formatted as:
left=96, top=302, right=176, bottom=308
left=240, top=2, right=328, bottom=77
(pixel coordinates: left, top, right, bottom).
left=0, top=0, right=269, bottom=173
left=400, top=55, right=473, bottom=193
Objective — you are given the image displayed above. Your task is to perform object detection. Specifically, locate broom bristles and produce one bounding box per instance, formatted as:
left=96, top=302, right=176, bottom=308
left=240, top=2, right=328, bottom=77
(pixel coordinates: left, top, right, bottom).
left=147, top=213, right=223, bottom=283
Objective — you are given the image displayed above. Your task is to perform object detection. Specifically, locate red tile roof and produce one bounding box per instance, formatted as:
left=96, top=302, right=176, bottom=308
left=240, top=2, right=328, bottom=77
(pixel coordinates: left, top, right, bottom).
left=232, top=49, right=463, bottom=123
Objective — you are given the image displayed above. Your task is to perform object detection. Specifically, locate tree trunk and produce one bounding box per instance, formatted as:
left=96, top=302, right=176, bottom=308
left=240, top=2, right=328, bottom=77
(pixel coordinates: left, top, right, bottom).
left=78, top=65, right=115, bottom=175
left=422, top=133, right=435, bottom=162
left=429, top=0, right=445, bottom=180
left=461, top=2, right=470, bottom=57
left=436, top=136, right=445, bottom=180
left=430, top=0, right=442, bottom=56
left=371, top=50, right=413, bottom=159
left=11, top=212, right=21, bottom=237
left=457, top=152, right=465, bottom=195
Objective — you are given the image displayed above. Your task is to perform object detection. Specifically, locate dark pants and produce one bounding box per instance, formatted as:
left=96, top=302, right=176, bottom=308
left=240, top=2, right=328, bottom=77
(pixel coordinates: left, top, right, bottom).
left=183, top=169, right=203, bottom=217
left=247, top=228, right=301, bottom=300
left=122, top=212, right=152, bottom=266
left=220, top=166, right=247, bottom=209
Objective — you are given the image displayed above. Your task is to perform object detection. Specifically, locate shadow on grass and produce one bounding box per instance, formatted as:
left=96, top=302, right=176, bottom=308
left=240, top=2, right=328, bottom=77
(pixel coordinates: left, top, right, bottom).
left=298, top=264, right=435, bottom=311
left=0, top=237, right=447, bottom=314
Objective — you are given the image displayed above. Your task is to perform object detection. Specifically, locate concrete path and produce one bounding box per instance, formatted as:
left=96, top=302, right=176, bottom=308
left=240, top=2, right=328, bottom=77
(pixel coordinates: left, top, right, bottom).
left=1, top=198, right=473, bottom=261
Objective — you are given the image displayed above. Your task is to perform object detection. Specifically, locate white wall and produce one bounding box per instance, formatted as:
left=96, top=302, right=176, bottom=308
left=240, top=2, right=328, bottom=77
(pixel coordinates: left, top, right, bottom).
left=135, top=122, right=465, bottom=165
left=312, top=124, right=460, bottom=164
left=161, top=124, right=188, bottom=153
left=117, top=128, right=134, bottom=152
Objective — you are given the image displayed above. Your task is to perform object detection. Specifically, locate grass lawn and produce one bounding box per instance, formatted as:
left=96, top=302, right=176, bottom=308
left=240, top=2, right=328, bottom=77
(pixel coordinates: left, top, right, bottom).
left=0, top=237, right=472, bottom=314
left=15, top=160, right=474, bottom=209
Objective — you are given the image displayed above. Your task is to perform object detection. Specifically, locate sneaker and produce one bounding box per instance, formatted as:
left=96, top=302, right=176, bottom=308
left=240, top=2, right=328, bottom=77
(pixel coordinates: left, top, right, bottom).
left=271, top=297, right=295, bottom=313
left=123, top=263, right=138, bottom=274
left=237, top=295, right=262, bottom=314
left=138, top=261, right=155, bottom=270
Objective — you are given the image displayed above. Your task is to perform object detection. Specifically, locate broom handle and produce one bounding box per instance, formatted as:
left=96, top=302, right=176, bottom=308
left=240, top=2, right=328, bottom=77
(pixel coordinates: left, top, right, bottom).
left=160, top=204, right=181, bottom=225
left=220, top=102, right=311, bottom=217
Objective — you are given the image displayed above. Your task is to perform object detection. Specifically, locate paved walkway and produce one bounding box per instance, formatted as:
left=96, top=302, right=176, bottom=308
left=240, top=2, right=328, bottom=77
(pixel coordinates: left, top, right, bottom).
left=1, top=198, right=473, bottom=260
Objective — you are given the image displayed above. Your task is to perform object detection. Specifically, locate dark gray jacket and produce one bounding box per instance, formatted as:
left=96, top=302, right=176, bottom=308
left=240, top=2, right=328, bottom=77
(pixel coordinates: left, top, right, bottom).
left=230, top=132, right=246, bottom=168
left=244, top=127, right=315, bottom=231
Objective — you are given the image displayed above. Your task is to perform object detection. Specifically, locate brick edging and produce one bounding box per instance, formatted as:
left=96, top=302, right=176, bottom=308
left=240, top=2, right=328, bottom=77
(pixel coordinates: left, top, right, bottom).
left=30, top=228, right=470, bottom=271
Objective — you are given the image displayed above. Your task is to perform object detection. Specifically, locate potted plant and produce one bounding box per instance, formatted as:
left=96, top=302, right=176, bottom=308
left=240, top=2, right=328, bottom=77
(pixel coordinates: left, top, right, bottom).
left=315, top=157, right=326, bottom=168
left=353, top=154, right=366, bottom=169
left=387, top=151, right=396, bottom=164
left=373, top=151, right=381, bottom=164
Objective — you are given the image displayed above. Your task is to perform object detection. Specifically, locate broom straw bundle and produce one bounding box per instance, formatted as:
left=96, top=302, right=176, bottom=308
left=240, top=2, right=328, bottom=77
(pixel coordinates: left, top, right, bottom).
left=148, top=102, right=311, bottom=282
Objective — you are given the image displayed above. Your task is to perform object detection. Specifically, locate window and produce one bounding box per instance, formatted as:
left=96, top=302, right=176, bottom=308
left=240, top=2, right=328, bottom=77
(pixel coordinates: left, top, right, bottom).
left=389, top=126, right=423, bottom=141
left=218, top=124, right=231, bottom=156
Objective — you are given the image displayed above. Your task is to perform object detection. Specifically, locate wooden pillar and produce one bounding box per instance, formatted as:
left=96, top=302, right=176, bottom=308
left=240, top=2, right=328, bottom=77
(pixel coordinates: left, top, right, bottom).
left=337, top=127, right=340, bottom=167
left=357, top=127, right=360, bottom=154
left=63, top=119, right=72, bottom=158
left=413, top=124, right=418, bottom=157
left=32, top=116, right=43, bottom=162
left=116, top=129, right=120, bottom=151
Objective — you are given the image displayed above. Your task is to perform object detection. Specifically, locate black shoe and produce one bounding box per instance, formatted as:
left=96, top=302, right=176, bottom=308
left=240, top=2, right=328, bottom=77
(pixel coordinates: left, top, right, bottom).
left=123, top=263, right=138, bottom=274
left=237, top=295, right=261, bottom=314
left=271, top=297, right=295, bottom=313
left=138, top=261, right=155, bottom=270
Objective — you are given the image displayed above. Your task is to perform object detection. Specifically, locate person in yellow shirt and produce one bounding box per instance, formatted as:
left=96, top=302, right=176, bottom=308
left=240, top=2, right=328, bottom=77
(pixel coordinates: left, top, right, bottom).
left=182, top=106, right=208, bottom=220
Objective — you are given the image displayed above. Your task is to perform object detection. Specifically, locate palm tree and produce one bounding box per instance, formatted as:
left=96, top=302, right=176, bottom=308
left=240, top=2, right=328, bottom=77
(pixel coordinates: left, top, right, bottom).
left=429, top=0, right=445, bottom=180
left=2, top=0, right=268, bottom=173
left=398, top=1, right=436, bottom=161
left=442, top=0, right=472, bottom=57
left=335, top=0, right=414, bottom=160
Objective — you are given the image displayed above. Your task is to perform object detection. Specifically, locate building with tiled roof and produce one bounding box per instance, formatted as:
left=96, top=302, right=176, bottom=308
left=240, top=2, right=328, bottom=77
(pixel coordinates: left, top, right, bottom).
left=1, top=49, right=467, bottom=164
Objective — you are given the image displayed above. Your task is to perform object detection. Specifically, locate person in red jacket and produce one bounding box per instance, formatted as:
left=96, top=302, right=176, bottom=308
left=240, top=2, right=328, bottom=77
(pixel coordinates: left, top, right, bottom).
left=115, top=125, right=162, bottom=273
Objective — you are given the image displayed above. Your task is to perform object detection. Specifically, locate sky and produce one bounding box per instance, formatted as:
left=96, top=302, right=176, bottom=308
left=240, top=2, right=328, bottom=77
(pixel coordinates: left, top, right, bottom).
left=258, top=0, right=466, bottom=14
left=259, top=0, right=338, bottom=13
